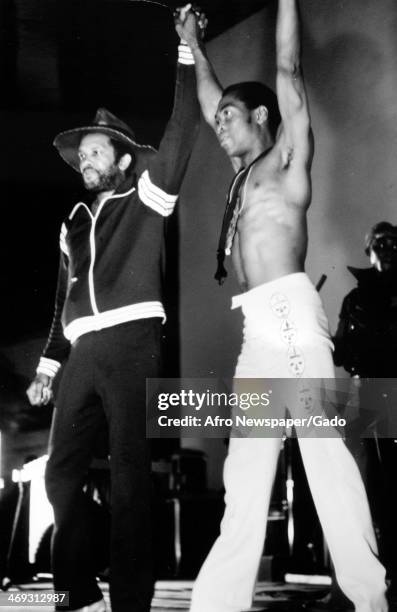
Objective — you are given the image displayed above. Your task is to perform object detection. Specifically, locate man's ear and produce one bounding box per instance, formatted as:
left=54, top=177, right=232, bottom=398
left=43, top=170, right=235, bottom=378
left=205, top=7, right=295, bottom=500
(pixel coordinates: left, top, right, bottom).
left=118, top=153, right=133, bottom=171
left=255, top=105, right=268, bottom=125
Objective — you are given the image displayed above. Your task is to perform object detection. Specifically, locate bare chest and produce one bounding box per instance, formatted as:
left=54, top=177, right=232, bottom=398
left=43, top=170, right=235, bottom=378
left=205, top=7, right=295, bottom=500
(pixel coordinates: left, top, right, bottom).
left=236, top=156, right=290, bottom=222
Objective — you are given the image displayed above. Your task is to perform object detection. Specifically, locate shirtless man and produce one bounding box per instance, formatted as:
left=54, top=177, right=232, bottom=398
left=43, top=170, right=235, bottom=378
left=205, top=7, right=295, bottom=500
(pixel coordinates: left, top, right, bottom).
left=175, top=2, right=388, bottom=611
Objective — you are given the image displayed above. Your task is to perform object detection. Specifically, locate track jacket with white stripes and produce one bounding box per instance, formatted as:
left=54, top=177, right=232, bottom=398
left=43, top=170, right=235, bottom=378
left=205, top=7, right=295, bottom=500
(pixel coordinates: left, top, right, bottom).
left=37, top=48, right=200, bottom=379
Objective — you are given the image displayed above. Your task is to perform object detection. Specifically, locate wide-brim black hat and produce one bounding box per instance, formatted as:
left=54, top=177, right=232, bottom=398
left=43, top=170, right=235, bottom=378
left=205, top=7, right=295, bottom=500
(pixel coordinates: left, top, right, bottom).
left=53, top=107, right=156, bottom=172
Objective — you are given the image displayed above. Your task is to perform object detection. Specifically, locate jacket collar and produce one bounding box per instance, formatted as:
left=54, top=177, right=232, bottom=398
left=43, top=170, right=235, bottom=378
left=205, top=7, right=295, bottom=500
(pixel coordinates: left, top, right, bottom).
left=348, top=265, right=397, bottom=294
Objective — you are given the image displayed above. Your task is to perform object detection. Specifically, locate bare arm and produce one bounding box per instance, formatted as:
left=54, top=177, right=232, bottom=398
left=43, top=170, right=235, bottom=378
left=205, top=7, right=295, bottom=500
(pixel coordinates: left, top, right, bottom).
left=276, top=0, right=312, bottom=166
left=175, top=5, right=222, bottom=129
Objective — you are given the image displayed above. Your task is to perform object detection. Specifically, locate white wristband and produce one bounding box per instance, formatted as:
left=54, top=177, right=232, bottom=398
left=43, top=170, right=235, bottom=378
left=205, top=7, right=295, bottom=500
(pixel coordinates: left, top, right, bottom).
left=37, top=357, right=61, bottom=378
left=178, top=42, right=195, bottom=66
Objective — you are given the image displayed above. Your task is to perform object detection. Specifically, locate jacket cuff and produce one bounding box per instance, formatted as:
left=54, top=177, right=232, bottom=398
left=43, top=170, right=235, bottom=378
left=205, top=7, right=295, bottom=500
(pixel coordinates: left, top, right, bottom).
left=37, top=357, right=61, bottom=378
left=178, top=42, right=195, bottom=65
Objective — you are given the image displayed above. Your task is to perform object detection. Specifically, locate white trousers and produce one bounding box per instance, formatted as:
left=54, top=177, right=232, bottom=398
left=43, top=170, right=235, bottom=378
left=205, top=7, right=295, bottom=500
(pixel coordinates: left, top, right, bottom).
left=190, top=273, right=387, bottom=612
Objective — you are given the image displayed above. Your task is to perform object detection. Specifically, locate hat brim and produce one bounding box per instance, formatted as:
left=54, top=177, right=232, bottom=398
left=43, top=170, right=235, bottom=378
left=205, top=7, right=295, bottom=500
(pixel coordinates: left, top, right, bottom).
left=53, top=126, right=156, bottom=172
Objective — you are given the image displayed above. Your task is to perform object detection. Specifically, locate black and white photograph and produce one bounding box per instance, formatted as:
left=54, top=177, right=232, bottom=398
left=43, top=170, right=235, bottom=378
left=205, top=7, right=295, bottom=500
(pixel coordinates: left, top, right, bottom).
left=1, top=0, right=397, bottom=611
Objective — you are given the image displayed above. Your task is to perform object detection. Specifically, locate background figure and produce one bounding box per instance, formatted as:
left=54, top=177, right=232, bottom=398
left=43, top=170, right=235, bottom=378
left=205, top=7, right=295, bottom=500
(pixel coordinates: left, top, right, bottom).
left=176, top=1, right=387, bottom=612
left=25, top=9, right=200, bottom=612
left=334, top=221, right=397, bottom=603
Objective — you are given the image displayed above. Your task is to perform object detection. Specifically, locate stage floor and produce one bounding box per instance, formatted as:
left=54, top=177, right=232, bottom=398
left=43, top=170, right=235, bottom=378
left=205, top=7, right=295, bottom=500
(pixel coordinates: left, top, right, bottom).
left=0, top=580, right=340, bottom=611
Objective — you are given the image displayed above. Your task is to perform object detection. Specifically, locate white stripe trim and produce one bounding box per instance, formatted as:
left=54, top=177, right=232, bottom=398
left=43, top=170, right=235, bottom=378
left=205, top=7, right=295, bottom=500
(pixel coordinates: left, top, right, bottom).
left=69, top=202, right=92, bottom=220
left=178, top=43, right=195, bottom=65
left=88, top=187, right=136, bottom=314
left=88, top=210, right=100, bottom=314
left=59, top=223, right=69, bottom=256
left=64, top=302, right=166, bottom=344
left=178, top=59, right=195, bottom=66
left=138, top=171, right=178, bottom=217
left=37, top=357, right=61, bottom=378
left=68, top=186, right=135, bottom=220
left=140, top=171, right=177, bottom=204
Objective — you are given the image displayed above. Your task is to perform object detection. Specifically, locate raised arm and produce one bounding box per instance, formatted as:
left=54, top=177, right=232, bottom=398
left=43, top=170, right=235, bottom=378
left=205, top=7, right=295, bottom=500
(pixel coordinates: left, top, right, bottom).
left=175, top=4, right=222, bottom=129
left=276, top=0, right=312, bottom=165
left=136, top=9, right=203, bottom=215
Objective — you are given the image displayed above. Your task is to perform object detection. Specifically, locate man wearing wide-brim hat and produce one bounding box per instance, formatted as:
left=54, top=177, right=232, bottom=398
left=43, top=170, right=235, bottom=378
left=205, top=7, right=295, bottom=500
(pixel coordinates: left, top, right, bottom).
left=53, top=107, right=159, bottom=188
left=26, top=6, right=202, bottom=612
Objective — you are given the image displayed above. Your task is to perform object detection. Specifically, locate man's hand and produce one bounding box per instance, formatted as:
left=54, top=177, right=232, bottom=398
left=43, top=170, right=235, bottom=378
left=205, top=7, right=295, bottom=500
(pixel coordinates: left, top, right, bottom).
left=26, top=373, right=54, bottom=406
left=174, top=4, right=207, bottom=49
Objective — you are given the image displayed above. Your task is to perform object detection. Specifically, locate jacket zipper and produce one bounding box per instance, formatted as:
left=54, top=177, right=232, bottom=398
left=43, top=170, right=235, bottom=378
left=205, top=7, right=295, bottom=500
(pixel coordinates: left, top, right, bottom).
left=86, top=187, right=136, bottom=315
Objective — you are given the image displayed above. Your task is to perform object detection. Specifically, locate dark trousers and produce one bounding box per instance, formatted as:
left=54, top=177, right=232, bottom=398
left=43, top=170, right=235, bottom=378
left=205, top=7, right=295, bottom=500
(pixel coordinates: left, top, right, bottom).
left=45, top=319, right=162, bottom=612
